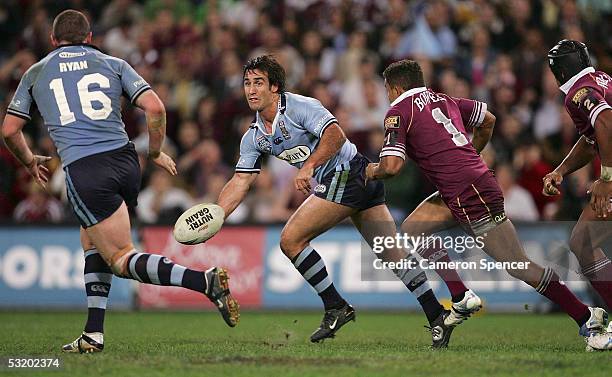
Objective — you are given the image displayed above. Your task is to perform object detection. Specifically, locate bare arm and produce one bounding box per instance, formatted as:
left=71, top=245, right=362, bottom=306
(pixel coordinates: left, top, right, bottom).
left=366, top=156, right=405, bottom=180
left=305, top=123, right=346, bottom=170
left=555, top=135, right=597, bottom=177
left=2, top=114, right=34, bottom=166
left=595, top=110, right=612, bottom=175
left=134, top=90, right=176, bottom=175
left=1, top=113, right=51, bottom=187
left=294, top=123, right=346, bottom=194
left=471, top=111, right=496, bottom=153
left=135, top=90, right=165, bottom=158
left=589, top=109, right=612, bottom=217
left=217, top=172, right=258, bottom=219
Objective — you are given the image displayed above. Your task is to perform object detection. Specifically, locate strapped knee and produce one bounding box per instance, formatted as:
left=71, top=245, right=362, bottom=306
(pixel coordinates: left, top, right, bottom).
left=109, top=245, right=136, bottom=277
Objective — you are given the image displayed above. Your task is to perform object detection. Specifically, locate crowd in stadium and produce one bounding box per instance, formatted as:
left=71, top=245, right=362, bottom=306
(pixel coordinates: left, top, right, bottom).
left=0, top=0, right=610, bottom=225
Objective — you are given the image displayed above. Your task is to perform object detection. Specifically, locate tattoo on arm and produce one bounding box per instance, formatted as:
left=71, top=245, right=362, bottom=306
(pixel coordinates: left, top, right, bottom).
left=146, top=112, right=166, bottom=158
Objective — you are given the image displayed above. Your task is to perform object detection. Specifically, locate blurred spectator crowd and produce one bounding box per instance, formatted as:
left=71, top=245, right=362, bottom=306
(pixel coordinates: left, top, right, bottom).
left=0, top=0, right=611, bottom=225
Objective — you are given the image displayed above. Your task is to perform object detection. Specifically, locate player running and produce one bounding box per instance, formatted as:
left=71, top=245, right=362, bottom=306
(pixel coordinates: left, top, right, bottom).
left=542, top=40, right=612, bottom=334
left=217, top=55, right=478, bottom=346
left=366, top=59, right=612, bottom=350
left=1, top=10, right=239, bottom=354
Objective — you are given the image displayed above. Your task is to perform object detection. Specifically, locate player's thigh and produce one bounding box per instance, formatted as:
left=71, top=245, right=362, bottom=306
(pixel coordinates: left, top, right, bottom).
left=351, top=204, right=396, bottom=246
left=478, top=220, right=543, bottom=284
left=85, top=202, right=134, bottom=266
left=401, top=191, right=456, bottom=235
left=569, top=205, right=612, bottom=263
left=351, top=204, right=408, bottom=261
left=280, top=195, right=356, bottom=257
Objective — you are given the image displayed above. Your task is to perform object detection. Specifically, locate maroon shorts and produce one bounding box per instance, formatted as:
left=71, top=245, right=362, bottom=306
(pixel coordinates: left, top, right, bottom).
left=445, top=170, right=507, bottom=235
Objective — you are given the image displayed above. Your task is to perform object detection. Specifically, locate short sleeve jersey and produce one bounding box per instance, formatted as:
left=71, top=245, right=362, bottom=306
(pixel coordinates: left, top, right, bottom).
left=379, top=87, right=489, bottom=200
left=7, top=44, right=150, bottom=166
left=235, top=92, right=357, bottom=183
left=560, top=67, right=611, bottom=145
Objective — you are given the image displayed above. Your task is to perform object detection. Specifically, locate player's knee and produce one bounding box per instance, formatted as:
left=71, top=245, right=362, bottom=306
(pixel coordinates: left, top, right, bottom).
left=109, top=248, right=136, bottom=277
left=279, top=230, right=305, bottom=258
left=568, top=226, right=587, bottom=256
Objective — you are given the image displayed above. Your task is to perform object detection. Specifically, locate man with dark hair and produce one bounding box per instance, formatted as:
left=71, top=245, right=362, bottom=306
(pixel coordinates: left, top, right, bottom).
left=366, top=58, right=612, bottom=351
left=52, top=9, right=91, bottom=44
left=543, top=40, right=612, bottom=340
left=2, top=9, right=239, bottom=354
left=215, top=55, right=478, bottom=347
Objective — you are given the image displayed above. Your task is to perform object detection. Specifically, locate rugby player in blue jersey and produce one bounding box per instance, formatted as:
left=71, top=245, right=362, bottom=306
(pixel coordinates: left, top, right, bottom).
left=217, top=55, right=478, bottom=346
left=1, top=10, right=239, bottom=353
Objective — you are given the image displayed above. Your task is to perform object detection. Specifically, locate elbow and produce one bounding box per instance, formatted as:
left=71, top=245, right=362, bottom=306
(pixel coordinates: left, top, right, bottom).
left=1, top=122, right=16, bottom=140
left=150, top=102, right=166, bottom=117
left=482, top=112, right=496, bottom=131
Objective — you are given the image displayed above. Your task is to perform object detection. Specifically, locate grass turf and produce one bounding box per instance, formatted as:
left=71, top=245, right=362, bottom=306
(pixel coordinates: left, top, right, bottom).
left=0, top=311, right=610, bottom=377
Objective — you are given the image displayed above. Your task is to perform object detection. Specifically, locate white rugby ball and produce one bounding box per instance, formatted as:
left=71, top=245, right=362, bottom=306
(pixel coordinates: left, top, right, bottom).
left=173, top=203, right=225, bottom=245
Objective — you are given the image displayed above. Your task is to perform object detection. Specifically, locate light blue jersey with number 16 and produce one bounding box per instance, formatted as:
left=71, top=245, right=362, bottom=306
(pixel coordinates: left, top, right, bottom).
left=7, top=44, right=150, bottom=166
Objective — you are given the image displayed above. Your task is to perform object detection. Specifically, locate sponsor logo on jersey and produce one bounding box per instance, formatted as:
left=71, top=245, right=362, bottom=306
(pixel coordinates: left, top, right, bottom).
left=572, top=88, right=589, bottom=105
left=273, top=137, right=283, bottom=145
left=384, top=116, right=400, bottom=129
left=256, top=135, right=272, bottom=153
left=278, top=120, right=291, bottom=140
left=59, top=51, right=86, bottom=58
left=278, top=145, right=311, bottom=164
left=133, top=79, right=147, bottom=87
left=595, top=73, right=610, bottom=90
left=314, top=184, right=326, bottom=194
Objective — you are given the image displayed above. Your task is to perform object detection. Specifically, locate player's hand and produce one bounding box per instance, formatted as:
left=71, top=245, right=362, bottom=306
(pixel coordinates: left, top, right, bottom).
left=542, top=171, right=563, bottom=196
left=365, top=163, right=377, bottom=185
left=151, top=152, right=177, bottom=175
left=295, top=165, right=314, bottom=195
left=587, top=179, right=612, bottom=218
left=26, top=155, right=52, bottom=189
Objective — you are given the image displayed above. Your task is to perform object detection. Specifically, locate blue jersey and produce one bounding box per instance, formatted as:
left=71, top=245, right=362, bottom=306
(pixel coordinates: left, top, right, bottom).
left=235, top=92, right=357, bottom=183
left=7, top=44, right=150, bottom=166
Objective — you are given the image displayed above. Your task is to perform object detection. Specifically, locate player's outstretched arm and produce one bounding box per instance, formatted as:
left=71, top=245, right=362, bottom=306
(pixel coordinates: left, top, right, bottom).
left=295, top=123, right=346, bottom=194
left=1, top=113, right=51, bottom=188
left=217, top=172, right=258, bottom=220
left=543, top=135, right=596, bottom=196
left=588, top=109, right=612, bottom=217
left=471, top=111, right=496, bottom=153
left=135, top=90, right=176, bottom=175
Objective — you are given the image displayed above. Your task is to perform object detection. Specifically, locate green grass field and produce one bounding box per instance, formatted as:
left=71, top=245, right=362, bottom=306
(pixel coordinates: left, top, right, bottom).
left=1, top=311, right=611, bottom=377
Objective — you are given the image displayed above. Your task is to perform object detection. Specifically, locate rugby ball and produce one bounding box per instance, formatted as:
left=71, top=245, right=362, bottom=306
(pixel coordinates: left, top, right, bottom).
left=173, top=203, right=225, bottom=245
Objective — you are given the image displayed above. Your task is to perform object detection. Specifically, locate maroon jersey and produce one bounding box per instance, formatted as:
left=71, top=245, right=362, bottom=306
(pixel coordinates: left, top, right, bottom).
left=561, top=68, right=611, bottom=144
left=380, top=87, right=489, bottom=201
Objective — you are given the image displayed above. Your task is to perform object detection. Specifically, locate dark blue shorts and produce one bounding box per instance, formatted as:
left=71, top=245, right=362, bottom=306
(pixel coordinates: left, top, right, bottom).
left=314, top=153, right=386, bottom=211
left=64, top=142, right=141, bottom=228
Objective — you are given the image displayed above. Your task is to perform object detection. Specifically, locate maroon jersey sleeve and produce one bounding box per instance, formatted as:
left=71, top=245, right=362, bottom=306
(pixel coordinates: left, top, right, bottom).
left=380, top=108, right=409, bottom=160
left=566, top=86, right=611, bottom=129
left=451, top=97, right=488, bottom=131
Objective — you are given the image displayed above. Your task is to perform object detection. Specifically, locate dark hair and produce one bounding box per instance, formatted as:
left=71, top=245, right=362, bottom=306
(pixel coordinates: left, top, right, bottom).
left=52, top=10, right=90, bottom=44
left=382, top=60, right=425, bottom=90
left=243, top=55, right=286, bottom=93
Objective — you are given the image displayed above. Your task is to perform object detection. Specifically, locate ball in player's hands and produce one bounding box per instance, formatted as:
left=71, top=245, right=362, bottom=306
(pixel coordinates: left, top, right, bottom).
left=173, top=203, right=225, bottom=245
